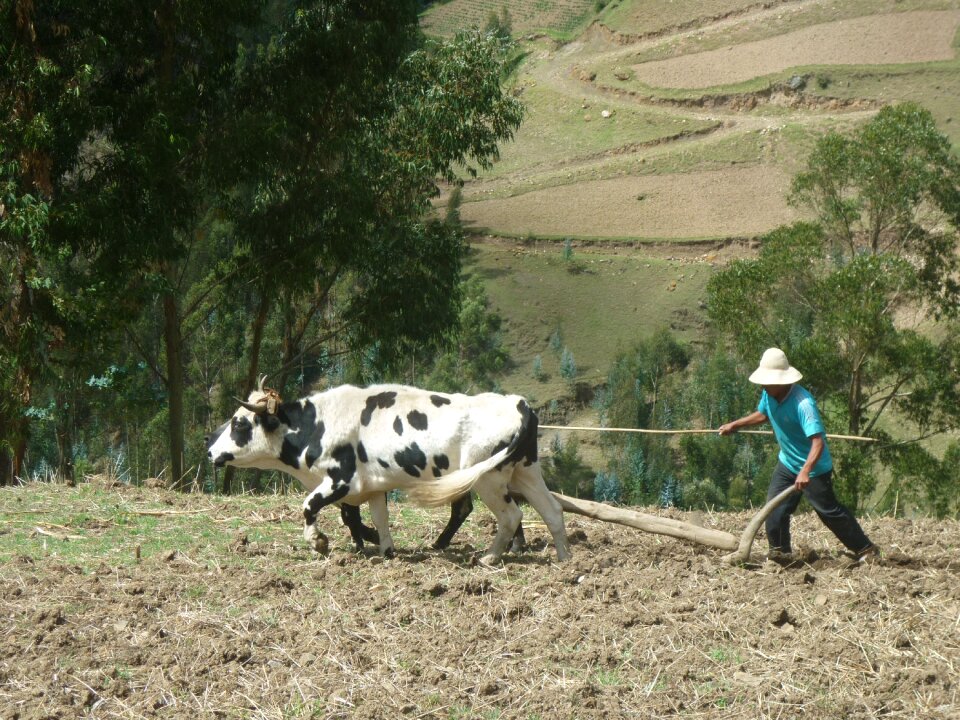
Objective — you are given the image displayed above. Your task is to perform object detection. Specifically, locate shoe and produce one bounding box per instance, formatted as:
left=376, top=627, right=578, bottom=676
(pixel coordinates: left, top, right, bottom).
left=767, top=549, right=796, bottom=566
left=856, top=545, right=881, bottom=564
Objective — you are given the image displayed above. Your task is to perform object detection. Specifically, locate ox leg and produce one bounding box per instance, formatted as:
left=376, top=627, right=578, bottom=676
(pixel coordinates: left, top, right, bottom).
left=340, top=502, right=380, bottom=551
left=509, top=503, right=527, bottom=554
left=433, top=494, right=474, bottom=550
left=511, top=463, right=571, bottom=561
left=302, top=479, right=350, bottom=554
left=368, top=493, right=396, bottom=558
left=474, top=472, right=523, bottom=565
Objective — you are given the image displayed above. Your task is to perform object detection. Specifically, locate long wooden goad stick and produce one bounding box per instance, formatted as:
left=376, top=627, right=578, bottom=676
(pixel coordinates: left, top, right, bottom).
left=540, top=425, right=876, bottom=443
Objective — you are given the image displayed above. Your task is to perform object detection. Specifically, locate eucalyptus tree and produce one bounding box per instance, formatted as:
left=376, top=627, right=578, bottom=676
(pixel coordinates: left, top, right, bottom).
left=3, top=1, right=524, bottom=489
left=1, top=0, right=263, bottom=486
left=708, top=103, right=960, bottom=511
left=211, top=6, right=524, bottom=401
left=212, top=14, right=523, bottom=489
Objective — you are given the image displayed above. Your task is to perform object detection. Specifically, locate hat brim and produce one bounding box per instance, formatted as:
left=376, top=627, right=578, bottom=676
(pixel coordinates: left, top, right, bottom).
left=748, top=367, right=803, bottom=385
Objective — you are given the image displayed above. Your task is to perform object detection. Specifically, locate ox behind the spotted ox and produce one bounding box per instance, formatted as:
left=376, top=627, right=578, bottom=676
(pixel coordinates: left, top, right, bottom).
left=206, top=384, right=570, bottom=563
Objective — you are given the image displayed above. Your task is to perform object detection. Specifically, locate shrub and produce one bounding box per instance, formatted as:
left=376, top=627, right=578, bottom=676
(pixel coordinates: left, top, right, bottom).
left=659, top=474, right=681, bottom=508
left=560, top=347, right=577, bottom=381
left=532, top=354, right=545, bottom=381
left=594, top=470, right=621, bottom=503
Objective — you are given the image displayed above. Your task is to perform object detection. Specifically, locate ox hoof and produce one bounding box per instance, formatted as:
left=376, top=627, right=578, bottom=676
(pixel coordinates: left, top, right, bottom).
left=382, top=546, right=396, bottom=560
left=304, top=525, right=330, bottom=555
left=479, top=553, right=502, bottom=567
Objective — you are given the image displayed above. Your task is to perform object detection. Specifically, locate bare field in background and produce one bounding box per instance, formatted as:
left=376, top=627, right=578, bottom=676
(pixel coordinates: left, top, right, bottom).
left=631, top=11, right=960, bottom=89
left=460, top=164, right=797, bottom=240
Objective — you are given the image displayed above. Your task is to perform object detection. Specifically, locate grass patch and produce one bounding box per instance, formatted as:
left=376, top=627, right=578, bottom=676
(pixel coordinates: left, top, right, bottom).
left=470, top=80, right=717, bottom=181
left=420, top=0, right=596, bottom=39
left=463, top=125, right=769, bottom=204
left=813, top=62, right=960, bottom=148
left=601, top=0, right=764, bottom=36
left=0, top=483, right=303, bottom=570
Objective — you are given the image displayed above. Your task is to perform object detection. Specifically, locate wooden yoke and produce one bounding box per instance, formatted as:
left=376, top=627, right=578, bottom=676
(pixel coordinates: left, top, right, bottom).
left=552, top=485, right=798, bottom=566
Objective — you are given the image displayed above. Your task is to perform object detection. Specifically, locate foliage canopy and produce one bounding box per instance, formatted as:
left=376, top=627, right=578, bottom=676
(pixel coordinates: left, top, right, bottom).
left=1, top=1, right=523, bottom=489
left=708, top=103, right=960, bottom=513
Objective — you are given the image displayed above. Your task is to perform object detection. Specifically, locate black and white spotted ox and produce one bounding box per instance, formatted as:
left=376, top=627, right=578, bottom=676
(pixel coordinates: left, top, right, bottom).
left=206, top=383, right=570, bottom=563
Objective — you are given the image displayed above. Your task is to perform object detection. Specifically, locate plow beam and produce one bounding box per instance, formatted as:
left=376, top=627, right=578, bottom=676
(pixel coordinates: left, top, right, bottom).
left=552, top=486, right=798, bottom=565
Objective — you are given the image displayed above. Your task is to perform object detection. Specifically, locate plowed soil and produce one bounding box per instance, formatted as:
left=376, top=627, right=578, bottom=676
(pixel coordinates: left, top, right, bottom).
left=632, top=11, right=960, bottom=90
left=460, top=164, right=797, bottom=240
left=2, top=484, right=958, bottom=719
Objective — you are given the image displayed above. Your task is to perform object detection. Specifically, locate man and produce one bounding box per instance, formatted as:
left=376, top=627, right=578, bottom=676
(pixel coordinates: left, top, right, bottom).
left=718, top=348, right=878, bottom=564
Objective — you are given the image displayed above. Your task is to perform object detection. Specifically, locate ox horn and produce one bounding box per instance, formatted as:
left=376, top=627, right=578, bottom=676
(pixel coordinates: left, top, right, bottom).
left=257, top=374, right=269, bottom=392
left=235, top=397, right=269, bottom=414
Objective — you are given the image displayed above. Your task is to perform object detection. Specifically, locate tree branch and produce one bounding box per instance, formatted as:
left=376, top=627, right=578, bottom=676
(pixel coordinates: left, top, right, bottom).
left=268, top=325, right=352, bottom=382
left=123, top=326, right=167, bottom=387
left=863, top=374, right=911, bottom=437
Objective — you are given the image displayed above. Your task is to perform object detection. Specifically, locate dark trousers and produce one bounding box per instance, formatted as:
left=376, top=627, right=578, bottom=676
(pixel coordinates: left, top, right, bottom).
left=766, top=462, right=872, bottom=554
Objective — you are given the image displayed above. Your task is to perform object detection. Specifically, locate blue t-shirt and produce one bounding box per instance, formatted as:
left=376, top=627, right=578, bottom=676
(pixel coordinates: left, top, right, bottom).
left=757, top=385, right=833, bottom=476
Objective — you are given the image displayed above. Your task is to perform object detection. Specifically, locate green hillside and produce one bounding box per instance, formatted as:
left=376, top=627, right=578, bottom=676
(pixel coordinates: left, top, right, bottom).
left=420, top=0, right=960, bottom=406
left=464, top=241, right=712, bottom=403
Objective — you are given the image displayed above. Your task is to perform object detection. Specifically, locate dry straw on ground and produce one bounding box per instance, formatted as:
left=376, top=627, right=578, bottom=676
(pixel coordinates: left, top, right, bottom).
left=1, top=483, right=958, bottom=719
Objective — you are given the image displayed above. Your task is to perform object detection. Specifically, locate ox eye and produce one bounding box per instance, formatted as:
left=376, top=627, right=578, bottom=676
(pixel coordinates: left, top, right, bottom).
left=232, top=416, right=251, bottom=431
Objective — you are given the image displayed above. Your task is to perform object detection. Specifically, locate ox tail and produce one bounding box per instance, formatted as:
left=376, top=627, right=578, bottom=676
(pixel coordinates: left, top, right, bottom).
left=408, top=402, right=536, bottom=508
left=407, top=443, right=514, bottom=507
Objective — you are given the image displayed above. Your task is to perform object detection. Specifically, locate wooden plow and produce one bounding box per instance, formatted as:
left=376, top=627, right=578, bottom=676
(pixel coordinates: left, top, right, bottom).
left=538, top=424, right=876, bottom=565
left=552, top=486, right=797, bottom=565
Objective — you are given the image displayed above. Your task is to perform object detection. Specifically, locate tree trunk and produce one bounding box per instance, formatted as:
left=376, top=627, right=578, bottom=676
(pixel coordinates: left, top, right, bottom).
left=849, top=365, right=862, bottom=437
left=222, top=293, right=270, bottom=494
left=0, top=452, right=9, bottom=486
left=13, top=433, right=27, bottom=485
left=847, top=363, right=864, bottom=508
left=163, top=287, right=186, bottom=490
left=276, top=291, right=304, bottom=394
left=55, top=412, right=74, bottom=485
left=1, top=425, right=29, bottom=486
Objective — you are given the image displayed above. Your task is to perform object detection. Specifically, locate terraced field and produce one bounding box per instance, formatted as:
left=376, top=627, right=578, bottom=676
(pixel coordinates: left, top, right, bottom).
left=631, top=10, right=960, bottom=89
left=423, top=0, right=960, bottom=243
left=416, top=0, right=960, bottom=429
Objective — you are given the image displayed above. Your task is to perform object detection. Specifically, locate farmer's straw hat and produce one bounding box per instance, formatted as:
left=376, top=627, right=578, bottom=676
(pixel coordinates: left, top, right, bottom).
left=748, top=348, right=803, bottom=385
